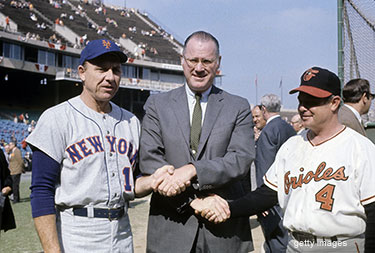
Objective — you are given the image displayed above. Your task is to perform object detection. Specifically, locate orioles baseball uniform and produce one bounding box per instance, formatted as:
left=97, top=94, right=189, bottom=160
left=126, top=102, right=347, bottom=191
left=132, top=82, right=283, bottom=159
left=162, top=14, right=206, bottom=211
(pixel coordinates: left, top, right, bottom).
left=264, top=126, right=375, bottom=250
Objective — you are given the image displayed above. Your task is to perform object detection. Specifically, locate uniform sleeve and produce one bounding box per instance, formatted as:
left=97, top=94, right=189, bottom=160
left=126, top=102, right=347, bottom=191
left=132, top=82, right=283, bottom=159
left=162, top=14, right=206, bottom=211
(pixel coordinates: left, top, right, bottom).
left=263, top=161, right=279, bottom=192
left=26, top=108, right=66, bottom=163
left=30, top=150, right=60, bottom=218
left=365, top=202, right=375, bottom=252
left=358, top=141, right=375, bottom=206
left=229, top=184, right=278, bottom=217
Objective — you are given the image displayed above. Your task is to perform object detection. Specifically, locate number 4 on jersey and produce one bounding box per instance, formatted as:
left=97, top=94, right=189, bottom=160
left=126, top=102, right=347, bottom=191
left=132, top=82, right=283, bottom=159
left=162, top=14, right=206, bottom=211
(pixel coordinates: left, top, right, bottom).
left=315, top=184, right=335, bottom=211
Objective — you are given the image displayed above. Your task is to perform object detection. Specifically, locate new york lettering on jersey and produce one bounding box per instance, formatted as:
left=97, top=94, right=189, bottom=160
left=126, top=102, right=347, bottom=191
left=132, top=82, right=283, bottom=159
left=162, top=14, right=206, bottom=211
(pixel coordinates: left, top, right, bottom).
left=66, top=135, right=137, bottom=166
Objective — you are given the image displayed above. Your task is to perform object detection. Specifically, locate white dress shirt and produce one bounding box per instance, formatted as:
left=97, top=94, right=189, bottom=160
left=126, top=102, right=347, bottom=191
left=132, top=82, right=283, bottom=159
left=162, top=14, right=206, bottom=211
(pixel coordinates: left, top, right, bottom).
left=185, top=84, right=212, bottom=126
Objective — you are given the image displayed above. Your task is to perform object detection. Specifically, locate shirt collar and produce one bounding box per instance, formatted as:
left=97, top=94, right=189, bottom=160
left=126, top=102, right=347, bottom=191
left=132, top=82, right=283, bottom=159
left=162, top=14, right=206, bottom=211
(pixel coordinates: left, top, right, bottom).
left=344, top=104, right=362, bottom=123
left=266, top=114, right=280, bottom=124
left=185, top=84, right=212, bottom=102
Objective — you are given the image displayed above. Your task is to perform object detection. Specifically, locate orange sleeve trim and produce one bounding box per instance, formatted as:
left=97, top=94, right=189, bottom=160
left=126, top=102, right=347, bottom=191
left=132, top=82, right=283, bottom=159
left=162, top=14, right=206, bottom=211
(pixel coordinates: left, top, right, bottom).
left=264, top=175, right=278, bottom=189
left=361, top=195, right=375, bottom=203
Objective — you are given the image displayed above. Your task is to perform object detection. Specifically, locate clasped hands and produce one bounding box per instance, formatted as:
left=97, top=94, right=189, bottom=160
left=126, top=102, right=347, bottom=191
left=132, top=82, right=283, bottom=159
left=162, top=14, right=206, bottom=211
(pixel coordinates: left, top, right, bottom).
left=151, top=164, right=193, bottom=197
left=151, top=165, right=230, bottom=224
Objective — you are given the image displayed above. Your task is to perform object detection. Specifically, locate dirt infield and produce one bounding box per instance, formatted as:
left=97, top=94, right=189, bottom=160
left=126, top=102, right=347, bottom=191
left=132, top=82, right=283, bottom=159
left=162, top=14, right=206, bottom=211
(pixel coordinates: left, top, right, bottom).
left=128, top=196, right=265, bottom=253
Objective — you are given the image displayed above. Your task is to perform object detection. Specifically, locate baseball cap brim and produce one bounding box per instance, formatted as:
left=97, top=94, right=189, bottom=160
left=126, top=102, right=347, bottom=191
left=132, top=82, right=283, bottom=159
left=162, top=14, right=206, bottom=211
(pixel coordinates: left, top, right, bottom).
left=289, top=86, right=333, bottom=98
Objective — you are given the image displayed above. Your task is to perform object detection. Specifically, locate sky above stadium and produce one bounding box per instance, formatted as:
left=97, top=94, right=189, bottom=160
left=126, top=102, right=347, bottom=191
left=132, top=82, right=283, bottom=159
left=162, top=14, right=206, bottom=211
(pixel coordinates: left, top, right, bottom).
left=104, top=0, right=338, bottom=109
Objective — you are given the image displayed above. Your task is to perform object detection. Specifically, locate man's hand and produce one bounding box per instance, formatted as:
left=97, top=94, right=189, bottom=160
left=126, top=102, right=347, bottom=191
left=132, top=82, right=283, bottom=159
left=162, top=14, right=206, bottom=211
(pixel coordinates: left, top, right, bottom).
left=156, top=164, right=196, bottom=197
left=135, top=165, right=175, bottom=198
left=1, top=186, right=11, bottom=196
left=190, top=194, right=230, bottom=224
left=150, top=165, right=175, bottom=190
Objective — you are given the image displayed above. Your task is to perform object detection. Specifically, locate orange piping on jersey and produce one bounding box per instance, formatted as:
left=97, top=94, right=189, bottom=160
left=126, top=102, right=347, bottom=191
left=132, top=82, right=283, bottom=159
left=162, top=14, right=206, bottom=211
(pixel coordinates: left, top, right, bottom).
left=308, top=126, right=346, bottom=146
left=264, top=175, right=278, bottom=189
left=361, top=194, right=375, bottom=203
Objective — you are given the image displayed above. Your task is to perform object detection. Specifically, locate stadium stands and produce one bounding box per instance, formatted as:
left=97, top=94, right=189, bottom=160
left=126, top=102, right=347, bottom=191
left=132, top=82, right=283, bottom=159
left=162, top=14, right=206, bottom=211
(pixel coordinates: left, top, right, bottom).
left=0, top=118, right=32, bottom=157
left=1, top=0, right=68, bottom=44
left=0, top=0, right=187, bottom=161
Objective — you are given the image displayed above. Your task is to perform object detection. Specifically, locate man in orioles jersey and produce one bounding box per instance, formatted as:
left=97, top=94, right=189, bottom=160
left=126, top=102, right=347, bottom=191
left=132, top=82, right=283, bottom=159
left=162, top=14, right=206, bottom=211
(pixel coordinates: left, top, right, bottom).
left=192, top=67, right=375, bottom=252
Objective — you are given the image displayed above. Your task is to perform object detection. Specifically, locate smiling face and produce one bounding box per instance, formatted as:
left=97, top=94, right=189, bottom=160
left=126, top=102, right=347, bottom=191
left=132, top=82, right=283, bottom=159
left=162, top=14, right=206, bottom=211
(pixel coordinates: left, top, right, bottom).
left=181, top=37, right=221, bottom=93
left=252, top=106, right=266, bottom=130
left=297, top=92, right=340, bottom=132
left=79, top=53, right=121, bottom=111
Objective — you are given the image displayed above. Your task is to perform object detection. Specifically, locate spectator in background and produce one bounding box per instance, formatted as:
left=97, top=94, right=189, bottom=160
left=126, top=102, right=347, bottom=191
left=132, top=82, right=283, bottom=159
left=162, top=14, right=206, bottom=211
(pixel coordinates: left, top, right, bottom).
left=4, top=16, right=10, bottom=31
left=338, top=78, right=374, bottom=136
left=252, top=105, right=266, bottom=141
left=0, top=148, right=16, bottom=233
left=8, top=141, right=24, bottom=203
left=255, top=94, right=295, bottom=253
left=290, top=113, right=305, bottom=134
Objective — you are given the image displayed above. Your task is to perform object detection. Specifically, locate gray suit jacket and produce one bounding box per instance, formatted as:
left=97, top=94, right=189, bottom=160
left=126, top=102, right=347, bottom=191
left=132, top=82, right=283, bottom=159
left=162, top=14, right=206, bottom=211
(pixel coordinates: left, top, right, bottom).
left=338, top=105, right=366, bottom=136
left=139, top=85, right=255, bottom=253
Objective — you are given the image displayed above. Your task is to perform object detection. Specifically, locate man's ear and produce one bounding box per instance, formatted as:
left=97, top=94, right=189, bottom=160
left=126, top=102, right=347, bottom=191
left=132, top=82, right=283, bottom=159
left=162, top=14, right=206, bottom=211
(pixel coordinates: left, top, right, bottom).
left=361, top=92, right=369, bottom=104
left=78, top=65, right=86, bottom=82
left=331, top=96, right=342, bottom=111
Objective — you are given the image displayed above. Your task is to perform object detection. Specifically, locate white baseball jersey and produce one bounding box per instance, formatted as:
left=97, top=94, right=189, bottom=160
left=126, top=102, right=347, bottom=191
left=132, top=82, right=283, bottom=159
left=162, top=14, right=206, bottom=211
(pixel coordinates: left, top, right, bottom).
left=26, top=96, right=140, bottom=209
left=264, top=127, right=375, bottom=237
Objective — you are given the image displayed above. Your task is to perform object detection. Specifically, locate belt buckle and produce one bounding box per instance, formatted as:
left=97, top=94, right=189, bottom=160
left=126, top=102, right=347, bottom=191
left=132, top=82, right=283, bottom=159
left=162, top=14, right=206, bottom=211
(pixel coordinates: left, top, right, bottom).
left=108, top=208, right=114, bottom=221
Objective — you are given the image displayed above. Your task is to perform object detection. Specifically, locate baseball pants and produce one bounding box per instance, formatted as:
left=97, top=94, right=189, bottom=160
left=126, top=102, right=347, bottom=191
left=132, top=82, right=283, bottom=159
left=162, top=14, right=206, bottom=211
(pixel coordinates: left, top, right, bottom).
left=56, top=207, right=133, bottom=253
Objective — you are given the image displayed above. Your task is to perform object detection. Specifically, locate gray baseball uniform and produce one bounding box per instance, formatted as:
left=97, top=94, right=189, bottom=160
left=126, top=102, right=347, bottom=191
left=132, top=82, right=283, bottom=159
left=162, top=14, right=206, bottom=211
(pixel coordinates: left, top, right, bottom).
left=27, top=95, right=140, bottom=252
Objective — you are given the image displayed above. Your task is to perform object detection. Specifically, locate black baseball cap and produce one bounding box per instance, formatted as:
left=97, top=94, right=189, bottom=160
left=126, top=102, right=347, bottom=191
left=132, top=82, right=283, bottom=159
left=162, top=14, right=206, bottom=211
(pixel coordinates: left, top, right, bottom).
left=289, top=67, right=341, bottom=98
left=79, top=39, right=128, bottom=65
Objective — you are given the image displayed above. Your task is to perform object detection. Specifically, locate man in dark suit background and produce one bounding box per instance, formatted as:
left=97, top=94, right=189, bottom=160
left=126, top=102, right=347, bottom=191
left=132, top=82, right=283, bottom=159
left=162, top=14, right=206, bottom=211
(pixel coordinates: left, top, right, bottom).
left=0, top=148, right=16, bottom=233
left=338, top=78, right=374, bottom=136
left=256, top=94, right=295, bottom=253
left=139, top=31, right=255, bottom=252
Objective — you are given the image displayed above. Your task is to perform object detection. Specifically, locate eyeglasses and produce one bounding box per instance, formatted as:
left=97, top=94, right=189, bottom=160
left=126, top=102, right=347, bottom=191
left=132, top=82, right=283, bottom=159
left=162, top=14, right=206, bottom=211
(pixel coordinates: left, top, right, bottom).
left=183, top=55, right=217, bottom=68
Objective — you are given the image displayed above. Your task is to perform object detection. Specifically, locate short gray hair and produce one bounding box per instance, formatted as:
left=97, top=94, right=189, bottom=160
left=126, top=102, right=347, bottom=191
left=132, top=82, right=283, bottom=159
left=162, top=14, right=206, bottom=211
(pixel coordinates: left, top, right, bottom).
left=183, top=31, right=220, bottom=57
left=260, top=94, right=281, bottom=112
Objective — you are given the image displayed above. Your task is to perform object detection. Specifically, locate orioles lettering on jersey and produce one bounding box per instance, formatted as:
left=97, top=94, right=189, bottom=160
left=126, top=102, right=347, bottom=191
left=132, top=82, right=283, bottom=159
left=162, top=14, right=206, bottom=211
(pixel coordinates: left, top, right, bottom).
left=284, top=162, right=348, bottom=195
left=66, top=135, right=137, bottom=165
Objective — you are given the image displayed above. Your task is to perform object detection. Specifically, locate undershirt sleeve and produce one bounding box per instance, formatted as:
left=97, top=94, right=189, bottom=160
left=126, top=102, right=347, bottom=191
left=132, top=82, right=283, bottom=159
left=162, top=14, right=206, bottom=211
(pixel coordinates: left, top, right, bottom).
left=229, top=184, right=278, bottom=217
left=364, top=202, right=375, bottom=252
left=30, top=149, right=60, bottom=218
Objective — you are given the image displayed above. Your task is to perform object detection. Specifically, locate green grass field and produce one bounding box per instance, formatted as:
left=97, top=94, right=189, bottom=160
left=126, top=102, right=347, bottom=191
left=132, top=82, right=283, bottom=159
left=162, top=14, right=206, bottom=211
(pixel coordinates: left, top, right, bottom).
left=0, top=178, right=43, bottom=252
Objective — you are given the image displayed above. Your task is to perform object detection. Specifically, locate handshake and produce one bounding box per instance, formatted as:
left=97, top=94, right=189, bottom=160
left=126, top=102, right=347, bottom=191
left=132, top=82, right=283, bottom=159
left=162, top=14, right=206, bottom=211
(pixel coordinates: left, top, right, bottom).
left=151, top=165, right=231, bottom=224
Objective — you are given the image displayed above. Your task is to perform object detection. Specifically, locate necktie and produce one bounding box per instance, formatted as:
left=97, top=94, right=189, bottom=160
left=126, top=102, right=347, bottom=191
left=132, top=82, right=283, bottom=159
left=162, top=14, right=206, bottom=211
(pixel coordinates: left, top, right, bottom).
left=190, top=93, right=202, bottom=156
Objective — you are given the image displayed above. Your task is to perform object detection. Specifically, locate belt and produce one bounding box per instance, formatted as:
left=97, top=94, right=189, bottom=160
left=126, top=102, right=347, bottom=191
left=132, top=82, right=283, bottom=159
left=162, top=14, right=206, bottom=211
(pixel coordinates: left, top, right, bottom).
left=292, top=231, right=338, bottom=243
left=73, top=207, right=125, bottom=221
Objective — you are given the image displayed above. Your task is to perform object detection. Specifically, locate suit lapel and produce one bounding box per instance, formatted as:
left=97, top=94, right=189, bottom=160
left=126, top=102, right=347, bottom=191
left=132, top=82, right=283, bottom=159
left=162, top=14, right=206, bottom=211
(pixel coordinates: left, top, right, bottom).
left=197, top=86, right=224, bottom=157
left=171, top=86, right=191, bottom=151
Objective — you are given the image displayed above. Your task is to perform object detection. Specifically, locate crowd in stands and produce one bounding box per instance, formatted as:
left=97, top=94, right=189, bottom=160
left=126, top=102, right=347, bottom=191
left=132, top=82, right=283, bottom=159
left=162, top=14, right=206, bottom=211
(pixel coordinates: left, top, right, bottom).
left=0, top=115, right=36, bottom=171
left=1, top=0, right=181, bottom=62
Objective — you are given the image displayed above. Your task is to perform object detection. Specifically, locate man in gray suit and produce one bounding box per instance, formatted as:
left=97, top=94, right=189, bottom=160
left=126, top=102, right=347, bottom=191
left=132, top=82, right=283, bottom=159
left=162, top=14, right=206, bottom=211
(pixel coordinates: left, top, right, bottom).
left=139, top=31, right=255, bottom=253
left=255, top=94, right=295, bottom=253
left=338, top=78, right=374, bottom=136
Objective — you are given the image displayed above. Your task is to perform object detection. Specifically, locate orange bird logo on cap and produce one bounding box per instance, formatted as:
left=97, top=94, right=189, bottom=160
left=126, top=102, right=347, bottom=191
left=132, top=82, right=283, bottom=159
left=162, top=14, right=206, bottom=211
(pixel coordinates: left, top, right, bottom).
left=102, top=40, right=111, bottom=49
left=303, top=68, right=319, bottom=81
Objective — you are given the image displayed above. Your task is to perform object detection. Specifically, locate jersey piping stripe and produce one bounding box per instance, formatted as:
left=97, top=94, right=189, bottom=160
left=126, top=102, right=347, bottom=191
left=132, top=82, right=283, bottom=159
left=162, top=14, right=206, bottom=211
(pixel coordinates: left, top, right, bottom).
left=360, top=194, right=375, bottom=204
left=68, top=100, right=113, bottom=205
left=307, top=126, right=346, bottom=147
left=264, top=175, right=277, bottom=189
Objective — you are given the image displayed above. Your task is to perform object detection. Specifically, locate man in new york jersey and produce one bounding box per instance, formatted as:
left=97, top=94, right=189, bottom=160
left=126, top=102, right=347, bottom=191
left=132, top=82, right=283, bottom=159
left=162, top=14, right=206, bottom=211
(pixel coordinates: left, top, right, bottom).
left=26, top=39, right=168, bottom=252
left=196, top=67, right=375, bottom=252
